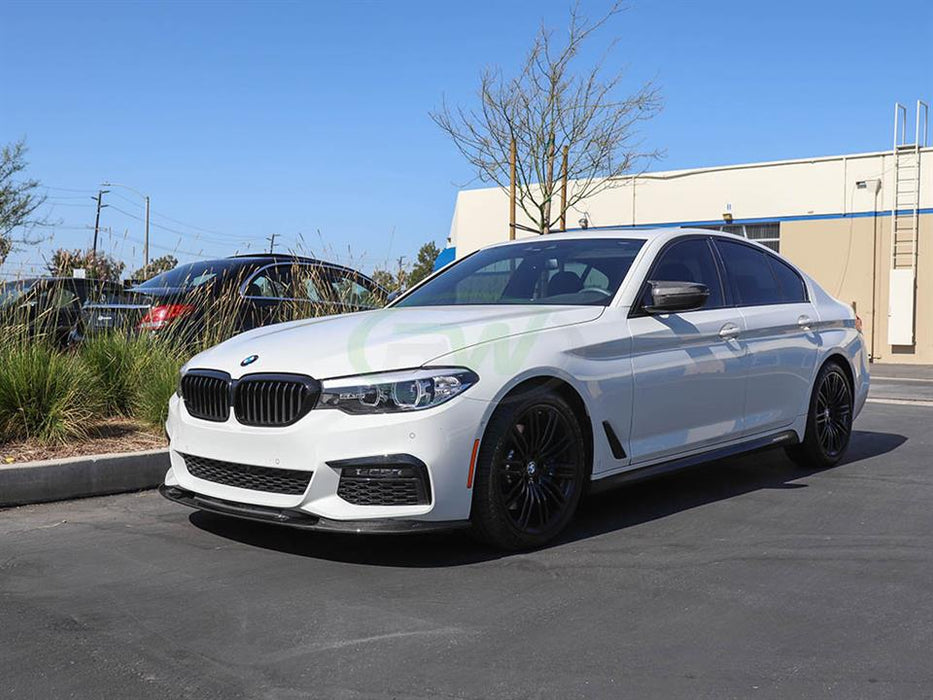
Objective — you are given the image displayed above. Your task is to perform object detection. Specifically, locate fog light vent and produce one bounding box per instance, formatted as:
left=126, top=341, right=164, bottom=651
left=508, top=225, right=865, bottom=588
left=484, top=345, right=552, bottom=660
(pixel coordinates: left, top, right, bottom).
left=330, top=455, right=431, bottom=506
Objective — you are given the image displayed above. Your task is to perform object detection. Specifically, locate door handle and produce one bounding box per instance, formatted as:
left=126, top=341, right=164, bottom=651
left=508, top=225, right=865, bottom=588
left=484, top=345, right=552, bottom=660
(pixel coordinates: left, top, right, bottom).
left=719, top=322, right=740, bottom=339
left=797, top=314, right=812, bottom=330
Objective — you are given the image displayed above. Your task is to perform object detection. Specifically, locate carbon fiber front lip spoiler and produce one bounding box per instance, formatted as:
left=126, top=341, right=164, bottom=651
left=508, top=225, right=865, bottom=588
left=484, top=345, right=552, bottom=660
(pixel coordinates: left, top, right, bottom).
left=158, top=485, right=470, bottom=534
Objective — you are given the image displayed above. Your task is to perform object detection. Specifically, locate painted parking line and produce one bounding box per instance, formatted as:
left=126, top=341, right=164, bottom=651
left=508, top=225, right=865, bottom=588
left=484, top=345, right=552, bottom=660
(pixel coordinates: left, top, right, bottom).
left=869, top=376, right=933, bottom=383
left=866, top=397, right=933, bottom=407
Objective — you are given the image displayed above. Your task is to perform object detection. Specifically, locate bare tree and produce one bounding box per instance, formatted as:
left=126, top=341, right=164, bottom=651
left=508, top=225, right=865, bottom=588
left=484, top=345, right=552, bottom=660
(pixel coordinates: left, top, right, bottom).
left=0, top=138, right=46, bottom=264
left=432, top=2, right=662, bottom=234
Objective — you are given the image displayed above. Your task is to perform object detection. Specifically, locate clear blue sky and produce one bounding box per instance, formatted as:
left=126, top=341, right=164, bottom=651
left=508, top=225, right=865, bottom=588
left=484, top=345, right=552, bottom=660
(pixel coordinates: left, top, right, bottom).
left=1, top=0, right=930, bottom=278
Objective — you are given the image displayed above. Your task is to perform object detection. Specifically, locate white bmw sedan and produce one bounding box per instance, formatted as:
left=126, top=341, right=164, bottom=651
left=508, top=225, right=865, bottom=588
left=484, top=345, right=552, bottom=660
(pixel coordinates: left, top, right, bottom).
left=161, top=228, right=869, bottom=549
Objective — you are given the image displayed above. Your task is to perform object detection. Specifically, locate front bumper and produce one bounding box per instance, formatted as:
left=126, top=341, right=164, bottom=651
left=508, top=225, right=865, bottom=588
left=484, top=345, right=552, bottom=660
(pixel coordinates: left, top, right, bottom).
left=164, top=391, right=488, bottom=524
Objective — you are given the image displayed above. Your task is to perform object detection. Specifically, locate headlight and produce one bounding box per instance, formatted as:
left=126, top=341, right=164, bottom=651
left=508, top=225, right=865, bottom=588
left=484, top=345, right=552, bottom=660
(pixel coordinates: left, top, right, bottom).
left=175, top=363, right=190, bottom=398
left=317, top=368, right=479, bottom=414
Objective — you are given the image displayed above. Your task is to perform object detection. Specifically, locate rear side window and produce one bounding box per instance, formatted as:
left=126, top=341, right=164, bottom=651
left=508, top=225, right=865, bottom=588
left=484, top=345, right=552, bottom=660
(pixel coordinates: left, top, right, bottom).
left=290, top=266, right=329, bottom=303
left=327, top=269, right=381, bottom=308
left=767, top=256, right=807, bottom=303
left=714, top=239, right=782, bottom=306
left=645, top=237, right=725, bottom=309
left=244, top=266, right=291, bottom=298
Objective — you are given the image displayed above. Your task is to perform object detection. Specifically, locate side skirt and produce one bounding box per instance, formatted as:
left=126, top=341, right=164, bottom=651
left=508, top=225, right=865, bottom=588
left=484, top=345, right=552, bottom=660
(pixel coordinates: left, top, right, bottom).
left=588, top=430, right=799, bottom=494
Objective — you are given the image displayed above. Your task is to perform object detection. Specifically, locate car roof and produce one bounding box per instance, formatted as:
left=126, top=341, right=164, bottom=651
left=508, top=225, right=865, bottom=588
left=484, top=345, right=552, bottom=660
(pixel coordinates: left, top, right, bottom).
left=215, top=253, right=373, bottom=276
left=225, top=253, right=325, bottom=263
left=484, top=226, right=778, bottom=253
left=489, top=226, right=716, bottom=244
left=157, top=254, right=373, bottom=280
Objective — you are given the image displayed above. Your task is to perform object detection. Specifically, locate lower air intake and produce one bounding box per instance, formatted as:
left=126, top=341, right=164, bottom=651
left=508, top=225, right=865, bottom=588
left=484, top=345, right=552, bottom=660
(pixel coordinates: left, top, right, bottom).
left=182, top=453, right=312, bottom=495
left=332, top=456, right=431, bottom=506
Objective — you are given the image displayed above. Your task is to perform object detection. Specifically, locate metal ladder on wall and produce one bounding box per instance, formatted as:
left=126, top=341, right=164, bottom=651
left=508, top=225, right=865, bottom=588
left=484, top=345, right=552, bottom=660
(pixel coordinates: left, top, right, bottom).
left=888, top=100, right=929, bottom=346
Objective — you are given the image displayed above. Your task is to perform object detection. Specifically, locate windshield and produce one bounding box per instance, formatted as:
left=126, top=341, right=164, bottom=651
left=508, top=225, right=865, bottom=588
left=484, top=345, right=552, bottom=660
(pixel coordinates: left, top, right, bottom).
left=0, top=280, right=37, bottom=307
left=394, top=238, right=645, bottom=307
left=135, top=260, right=242, bottom=291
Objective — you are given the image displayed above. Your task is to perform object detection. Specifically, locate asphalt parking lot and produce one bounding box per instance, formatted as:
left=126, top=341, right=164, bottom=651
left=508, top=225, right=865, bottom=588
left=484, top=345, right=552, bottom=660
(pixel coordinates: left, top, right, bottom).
left=2, top=399, right=932, bottom=699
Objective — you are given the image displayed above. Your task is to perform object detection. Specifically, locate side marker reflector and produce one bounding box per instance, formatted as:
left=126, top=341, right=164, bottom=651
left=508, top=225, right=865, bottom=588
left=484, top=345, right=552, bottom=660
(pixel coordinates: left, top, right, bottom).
left=466, top=439, right=480, bottom=488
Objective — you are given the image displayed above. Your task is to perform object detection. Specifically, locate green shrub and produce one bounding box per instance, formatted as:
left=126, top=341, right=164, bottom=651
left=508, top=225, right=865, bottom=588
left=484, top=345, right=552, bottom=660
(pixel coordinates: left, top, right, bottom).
left=134, top=340, right=185, bottom=430
left=0, top=341, right=98, bottom=444
left=79, top=333, right=146, bottom=416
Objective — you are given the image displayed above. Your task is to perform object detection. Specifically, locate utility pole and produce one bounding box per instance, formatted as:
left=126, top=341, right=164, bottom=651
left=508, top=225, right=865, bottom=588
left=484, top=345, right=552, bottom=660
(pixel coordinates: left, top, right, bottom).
left=267, top=233, right=278, bottom=253
left=144, top=195, right=150, bottom=278
left=102, top=183, right=150, bottom=274
left=91, top=189, right=109, bottom=257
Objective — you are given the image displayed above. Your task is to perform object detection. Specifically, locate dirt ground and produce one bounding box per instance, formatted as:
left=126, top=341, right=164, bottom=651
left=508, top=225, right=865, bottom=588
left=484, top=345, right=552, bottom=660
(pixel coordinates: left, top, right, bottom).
left=1, top=419, right=166, bottom=464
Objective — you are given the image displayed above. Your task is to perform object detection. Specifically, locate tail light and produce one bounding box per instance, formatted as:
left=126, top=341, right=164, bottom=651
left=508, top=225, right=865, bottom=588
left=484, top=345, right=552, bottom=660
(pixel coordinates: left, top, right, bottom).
left=855, top=314, right=863, bottom=333
left=138, top=303, right=194, bottom=330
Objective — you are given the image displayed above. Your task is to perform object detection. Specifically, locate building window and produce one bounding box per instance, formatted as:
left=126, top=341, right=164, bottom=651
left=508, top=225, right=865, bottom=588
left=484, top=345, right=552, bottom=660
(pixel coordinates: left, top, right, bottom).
left=698, top=222, right=781, bottom=253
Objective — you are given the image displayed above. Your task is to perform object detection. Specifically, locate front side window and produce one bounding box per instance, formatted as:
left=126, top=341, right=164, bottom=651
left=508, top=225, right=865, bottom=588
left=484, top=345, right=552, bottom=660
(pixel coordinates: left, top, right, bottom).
left=714, top=239, right=783, bottom=306
left=643, top=237, right=724, bottom=309
left=394, top=238, right=645, bottom=308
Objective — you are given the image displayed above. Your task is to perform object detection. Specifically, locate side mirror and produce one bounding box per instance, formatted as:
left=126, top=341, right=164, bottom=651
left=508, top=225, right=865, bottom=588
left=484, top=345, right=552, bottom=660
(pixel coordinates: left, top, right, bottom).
left=644, top=281, right=709, bottom=314
left=386, top=290, right=400, bottom=303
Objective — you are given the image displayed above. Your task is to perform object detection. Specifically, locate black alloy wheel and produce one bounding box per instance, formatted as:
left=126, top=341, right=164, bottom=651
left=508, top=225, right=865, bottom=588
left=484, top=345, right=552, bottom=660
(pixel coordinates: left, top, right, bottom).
left=815, top=367, right=853, bottom=458
left=787, top=361, right=853, bottom=468
left=472, top=389, right=586, bottom=550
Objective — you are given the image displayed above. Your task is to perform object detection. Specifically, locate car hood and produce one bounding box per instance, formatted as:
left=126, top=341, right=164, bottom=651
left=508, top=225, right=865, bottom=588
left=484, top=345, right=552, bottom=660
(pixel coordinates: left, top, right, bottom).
left=187, top=305, right=604, bottom=379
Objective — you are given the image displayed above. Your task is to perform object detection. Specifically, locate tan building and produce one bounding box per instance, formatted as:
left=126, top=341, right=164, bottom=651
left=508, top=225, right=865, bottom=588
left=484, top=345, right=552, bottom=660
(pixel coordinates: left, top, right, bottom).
left=440, top=137, right=931, bottom=365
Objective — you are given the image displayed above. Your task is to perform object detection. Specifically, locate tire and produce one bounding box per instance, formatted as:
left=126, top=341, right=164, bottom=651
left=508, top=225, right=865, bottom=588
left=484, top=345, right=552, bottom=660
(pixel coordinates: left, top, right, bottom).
left=786, top=361, right=853, bottom=468
left=471, top=388, right=587, bottom=550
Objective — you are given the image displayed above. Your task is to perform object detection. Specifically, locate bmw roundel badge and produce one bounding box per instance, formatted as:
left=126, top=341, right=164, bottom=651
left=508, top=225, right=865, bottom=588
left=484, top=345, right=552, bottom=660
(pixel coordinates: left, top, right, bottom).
left=241, top=354, right=259, bottom=367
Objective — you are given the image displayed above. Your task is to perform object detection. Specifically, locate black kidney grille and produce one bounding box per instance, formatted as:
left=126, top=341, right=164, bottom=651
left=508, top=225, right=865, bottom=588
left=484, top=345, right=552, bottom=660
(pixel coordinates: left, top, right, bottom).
left=183, top=453, right=312, bottom=495
left=181, top=371, right=230, bottom=422
left=234, top=375, right=319, bottom=427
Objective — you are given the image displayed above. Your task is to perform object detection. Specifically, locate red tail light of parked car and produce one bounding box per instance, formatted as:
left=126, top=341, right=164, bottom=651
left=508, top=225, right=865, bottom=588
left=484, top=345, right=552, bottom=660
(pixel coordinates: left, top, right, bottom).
left=138, top=303, right=195, bottom=331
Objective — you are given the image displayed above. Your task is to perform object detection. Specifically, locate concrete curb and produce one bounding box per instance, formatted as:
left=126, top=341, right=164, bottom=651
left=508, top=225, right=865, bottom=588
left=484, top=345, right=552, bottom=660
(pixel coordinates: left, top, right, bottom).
left=0, top=448, right=169, bottom=508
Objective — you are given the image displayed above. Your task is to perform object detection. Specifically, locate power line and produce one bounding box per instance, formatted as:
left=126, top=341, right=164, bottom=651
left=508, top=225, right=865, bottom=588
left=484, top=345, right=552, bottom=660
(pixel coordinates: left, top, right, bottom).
left=107, top=203, right=261, bottom=250
left=97, top=225, right=211, bottom=259
left=149, top=209, right=235, bottom=239
left=106, top=190, right=255, bottom=244
left=47, top=184, right=259, bottom=246
left=107, top=190, right=145, bottom=209
left=42, top=185, right=97, bottom=193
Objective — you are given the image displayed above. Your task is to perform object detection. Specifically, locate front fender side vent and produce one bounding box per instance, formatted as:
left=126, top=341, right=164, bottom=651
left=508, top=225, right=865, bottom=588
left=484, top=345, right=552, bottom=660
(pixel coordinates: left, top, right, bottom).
left=602, top=420, right=626, bottom=460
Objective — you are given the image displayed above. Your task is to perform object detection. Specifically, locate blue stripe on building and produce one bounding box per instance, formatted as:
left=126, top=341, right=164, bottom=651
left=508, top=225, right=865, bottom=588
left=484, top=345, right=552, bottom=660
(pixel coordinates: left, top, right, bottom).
left=433, top=245, right=457, bottom=270
left=433, top=207, right=933, bottom=269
